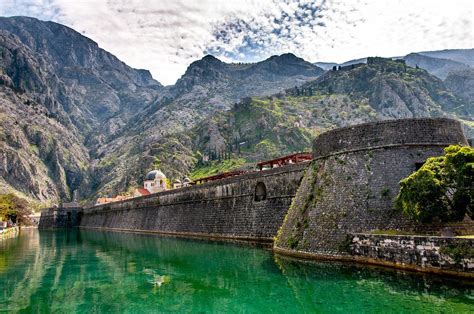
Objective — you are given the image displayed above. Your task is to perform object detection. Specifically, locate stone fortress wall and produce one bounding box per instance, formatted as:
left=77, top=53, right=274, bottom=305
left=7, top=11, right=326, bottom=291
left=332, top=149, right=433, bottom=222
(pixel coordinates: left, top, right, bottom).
left=274, top=118, right=469, bottom=255
left=40, top=118, right=472, bottom=276
left=78, top=162, right=307, bottom=242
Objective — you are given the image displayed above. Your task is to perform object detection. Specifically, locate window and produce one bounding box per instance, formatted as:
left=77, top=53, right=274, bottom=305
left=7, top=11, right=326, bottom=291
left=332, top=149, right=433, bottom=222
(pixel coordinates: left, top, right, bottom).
left=254, top=182, right=267, bottom=202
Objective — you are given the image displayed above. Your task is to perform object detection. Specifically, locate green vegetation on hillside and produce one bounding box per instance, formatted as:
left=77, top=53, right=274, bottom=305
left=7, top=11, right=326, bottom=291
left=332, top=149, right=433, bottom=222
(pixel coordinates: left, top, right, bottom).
left=190, top=158, right=247, bottom=180
left=396, top=145, right=474, bottom=223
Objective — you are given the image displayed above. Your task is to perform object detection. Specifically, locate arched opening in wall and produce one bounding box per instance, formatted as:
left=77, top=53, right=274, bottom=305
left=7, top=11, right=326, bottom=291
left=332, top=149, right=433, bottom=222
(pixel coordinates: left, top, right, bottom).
left=254, top=182, right=267, bottom=202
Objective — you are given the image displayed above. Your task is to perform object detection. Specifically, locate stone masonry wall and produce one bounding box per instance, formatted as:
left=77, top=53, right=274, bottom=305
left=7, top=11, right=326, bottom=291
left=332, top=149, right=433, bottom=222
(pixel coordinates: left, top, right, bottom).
left=275, top=118, right=469, bottom=255
left=79, top=163, right=307, bottom=241
left=312, top=118, right=466, bottom=158
left=39, top=207, right=82, bottom=229
left=350, top=234, right=474, bottom=274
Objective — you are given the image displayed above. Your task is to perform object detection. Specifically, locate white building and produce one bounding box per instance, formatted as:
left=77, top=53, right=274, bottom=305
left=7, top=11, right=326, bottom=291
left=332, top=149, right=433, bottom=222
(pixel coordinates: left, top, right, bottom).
left=144, top=169, right=168, bottom=194
left=172, top=179, right=182, bottom=189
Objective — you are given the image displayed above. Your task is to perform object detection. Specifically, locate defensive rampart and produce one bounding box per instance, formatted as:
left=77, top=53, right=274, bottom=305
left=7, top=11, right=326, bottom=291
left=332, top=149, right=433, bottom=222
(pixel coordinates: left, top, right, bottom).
left=79, top=162, right=307, bottom=242
left=275, top=118, right=468, bottom=255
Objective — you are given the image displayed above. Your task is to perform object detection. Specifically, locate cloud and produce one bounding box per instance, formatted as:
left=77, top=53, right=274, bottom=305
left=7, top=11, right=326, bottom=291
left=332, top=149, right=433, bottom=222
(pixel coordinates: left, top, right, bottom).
left=1, top=0, right=472, bottom=85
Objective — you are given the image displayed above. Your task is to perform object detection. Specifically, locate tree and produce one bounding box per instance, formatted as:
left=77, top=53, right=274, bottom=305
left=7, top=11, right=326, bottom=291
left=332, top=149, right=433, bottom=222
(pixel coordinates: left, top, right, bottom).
left=395, top=145, right=474, bottom=223
left=0, top=193, right=33, bottom=225
left=153, top=157, right=161, bottom=169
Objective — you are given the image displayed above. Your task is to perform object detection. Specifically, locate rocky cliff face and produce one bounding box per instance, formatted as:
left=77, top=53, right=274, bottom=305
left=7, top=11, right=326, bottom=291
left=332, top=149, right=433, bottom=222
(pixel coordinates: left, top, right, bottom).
left=0, top=30, right=91, bottom=201
left=0, top=17, right=163, bottom=202
left=0, top=17, right=163, bottom=135
left=444, top=69, right=474, bottom=116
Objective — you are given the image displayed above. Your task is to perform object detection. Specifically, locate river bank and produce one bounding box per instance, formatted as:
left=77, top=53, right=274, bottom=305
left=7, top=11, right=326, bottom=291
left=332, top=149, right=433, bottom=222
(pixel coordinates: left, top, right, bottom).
left=0, top=227, right=19, bottom=240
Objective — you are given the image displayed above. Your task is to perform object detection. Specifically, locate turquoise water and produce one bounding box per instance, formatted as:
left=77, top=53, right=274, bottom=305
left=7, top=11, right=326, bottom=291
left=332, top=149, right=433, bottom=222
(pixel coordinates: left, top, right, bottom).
left=0, top=229, right=473, bottom=313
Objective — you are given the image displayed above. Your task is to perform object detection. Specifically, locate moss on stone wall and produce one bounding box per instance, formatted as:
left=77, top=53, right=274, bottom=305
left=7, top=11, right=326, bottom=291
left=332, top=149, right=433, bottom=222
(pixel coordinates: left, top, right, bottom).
left=440, top=242, right=474, bottom=264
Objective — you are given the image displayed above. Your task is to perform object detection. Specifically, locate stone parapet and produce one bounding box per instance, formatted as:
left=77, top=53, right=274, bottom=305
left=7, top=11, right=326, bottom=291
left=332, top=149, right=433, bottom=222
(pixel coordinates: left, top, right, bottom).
left=312, top=118, right=467, bottom=158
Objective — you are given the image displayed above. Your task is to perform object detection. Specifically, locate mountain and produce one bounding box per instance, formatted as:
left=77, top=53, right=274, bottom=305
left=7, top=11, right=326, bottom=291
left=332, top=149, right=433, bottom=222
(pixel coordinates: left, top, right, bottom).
left=313, top=62, right=338, bottom=71
left=417, top=49, right=474, bottom=67
left=403, top=53, right=470, bottom=79
left=444, top=69, right=474, bottom=116
left=148, top=57, right=473, bottom=184
left=0, top=17, right=324, bottom=202
left=315, top=49, right=474, bottom=80
left=315, top=58, right=367, bottom=71
left=91, top=53, right=324, bottom=196
left=0, top=30, right=91, bottom=202
left=0, top=16, right=164, bottom=202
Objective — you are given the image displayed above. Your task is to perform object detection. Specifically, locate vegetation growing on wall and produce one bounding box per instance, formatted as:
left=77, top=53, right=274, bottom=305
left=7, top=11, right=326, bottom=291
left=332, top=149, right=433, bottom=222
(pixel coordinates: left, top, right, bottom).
left=275, top=161, right=320, bottom=250
left=396, top=145, right=473, bottom=223
left=440, top=242, right=474, bottom=264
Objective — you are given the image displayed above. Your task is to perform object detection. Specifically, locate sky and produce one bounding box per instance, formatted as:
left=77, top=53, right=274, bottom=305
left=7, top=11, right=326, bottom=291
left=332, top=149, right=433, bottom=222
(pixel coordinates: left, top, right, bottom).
left=1, top=0, right=473, bottom=85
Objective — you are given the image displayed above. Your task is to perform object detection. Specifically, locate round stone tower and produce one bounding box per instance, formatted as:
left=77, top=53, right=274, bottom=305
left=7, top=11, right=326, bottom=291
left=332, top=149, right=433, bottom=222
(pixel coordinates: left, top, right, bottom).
left=275, top=118, right=468, bottom=256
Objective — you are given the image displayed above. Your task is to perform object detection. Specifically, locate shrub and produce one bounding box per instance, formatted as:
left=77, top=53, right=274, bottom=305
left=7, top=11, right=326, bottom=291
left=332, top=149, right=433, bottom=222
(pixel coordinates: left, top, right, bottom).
left=396, top=145, right=473, bottom=223
left=0, top=193, right=32, bottom=225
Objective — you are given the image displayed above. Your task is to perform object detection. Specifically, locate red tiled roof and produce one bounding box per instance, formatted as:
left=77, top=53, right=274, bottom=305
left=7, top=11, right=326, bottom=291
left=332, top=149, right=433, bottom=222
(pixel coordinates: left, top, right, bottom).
left=257, top=152, right=312, bottom=169
left=135, top=188, right=151, bottom=196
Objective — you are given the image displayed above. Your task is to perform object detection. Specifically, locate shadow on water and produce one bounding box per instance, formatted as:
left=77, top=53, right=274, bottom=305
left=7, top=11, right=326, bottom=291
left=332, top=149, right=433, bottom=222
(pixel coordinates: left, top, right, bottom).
left=0, top=229, right=473, bottom=313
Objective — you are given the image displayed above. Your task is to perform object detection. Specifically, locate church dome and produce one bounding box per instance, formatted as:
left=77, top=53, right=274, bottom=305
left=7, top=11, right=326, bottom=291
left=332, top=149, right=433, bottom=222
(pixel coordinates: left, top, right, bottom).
left=145, top=169, right=166, bottom=181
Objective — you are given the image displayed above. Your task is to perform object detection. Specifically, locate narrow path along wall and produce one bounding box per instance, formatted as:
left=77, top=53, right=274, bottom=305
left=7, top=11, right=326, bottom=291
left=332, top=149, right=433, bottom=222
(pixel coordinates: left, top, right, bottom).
left=275, top=118, right=469, bottom=256
left=80, top=163, right=307, bottom=242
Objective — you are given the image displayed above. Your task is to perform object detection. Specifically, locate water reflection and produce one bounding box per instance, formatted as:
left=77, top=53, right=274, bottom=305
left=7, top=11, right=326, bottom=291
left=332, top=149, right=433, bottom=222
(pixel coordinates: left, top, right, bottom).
left=0, top=229, right=472, bottom=313
left=274, top=256, right=474, bottom=312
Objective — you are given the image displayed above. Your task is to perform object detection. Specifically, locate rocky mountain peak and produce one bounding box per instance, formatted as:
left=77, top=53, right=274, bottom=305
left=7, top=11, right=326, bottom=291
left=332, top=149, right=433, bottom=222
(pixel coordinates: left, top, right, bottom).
left=256, top=53, right=323, bottom=77
left=0, top=16, right=162, bottom=88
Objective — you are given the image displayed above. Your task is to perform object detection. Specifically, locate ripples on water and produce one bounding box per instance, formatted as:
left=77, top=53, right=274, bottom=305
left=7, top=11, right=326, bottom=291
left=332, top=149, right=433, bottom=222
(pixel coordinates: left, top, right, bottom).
left=0, top=229, right=473, bottom=313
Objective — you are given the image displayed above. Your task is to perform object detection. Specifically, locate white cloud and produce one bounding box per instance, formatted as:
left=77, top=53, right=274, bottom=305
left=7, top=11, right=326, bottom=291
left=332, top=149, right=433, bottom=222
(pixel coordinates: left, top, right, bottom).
left=1, top=0, right=472, bottom=85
